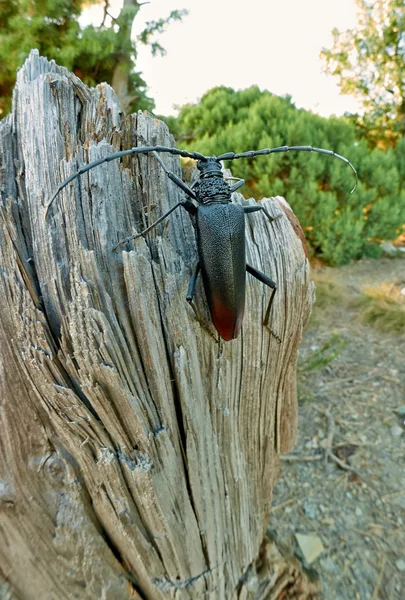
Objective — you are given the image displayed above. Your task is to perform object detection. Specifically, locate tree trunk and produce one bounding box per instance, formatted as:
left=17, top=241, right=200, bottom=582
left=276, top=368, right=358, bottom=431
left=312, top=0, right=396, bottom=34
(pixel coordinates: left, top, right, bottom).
left=111, top=0, right=141, bottom=113
left=0, top=51, right=315, bottom=599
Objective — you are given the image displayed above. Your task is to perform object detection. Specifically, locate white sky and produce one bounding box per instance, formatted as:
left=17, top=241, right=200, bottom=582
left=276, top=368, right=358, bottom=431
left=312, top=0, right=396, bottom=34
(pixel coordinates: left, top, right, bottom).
left=81, top=0, right=361, bottom=117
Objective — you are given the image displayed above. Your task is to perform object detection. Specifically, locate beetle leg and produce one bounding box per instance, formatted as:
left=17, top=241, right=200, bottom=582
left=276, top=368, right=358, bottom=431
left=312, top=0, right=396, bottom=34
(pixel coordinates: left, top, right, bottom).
left=152, top=152, right=196, bottom=199
left=186, top=262, right=218, bottom=341
left=227, top=177, right=245, bottom=192
left=114, top=200, right=189, bottom=250
left=243, top=204, right=282, bottom=223
left=186, top=262, right=201, bottom=304
left=186, top=262, right=201, bottom=319
left=246, top=263, right=282, bottom=343
left=186, top=262, right=201, bottom=320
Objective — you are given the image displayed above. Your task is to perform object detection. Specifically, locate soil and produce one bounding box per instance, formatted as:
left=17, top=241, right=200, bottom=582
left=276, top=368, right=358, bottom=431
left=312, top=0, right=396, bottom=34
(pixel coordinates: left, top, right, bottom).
left=270, top=256, right=405, bottom=600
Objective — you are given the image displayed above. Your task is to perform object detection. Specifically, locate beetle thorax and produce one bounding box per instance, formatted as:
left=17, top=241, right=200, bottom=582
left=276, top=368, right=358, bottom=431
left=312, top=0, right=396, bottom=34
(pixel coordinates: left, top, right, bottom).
left=195, top=157, right=232, bottom=203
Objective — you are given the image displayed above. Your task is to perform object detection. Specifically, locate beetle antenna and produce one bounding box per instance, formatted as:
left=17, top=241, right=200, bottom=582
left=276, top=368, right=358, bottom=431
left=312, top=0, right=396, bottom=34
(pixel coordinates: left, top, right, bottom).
left=44, top=145, right=207, bottom=219
left=217, top=145, right=358, bottom=194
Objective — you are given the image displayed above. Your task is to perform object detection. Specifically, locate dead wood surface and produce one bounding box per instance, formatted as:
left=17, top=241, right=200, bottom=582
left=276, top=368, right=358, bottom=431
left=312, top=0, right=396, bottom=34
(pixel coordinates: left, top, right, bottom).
left=0, top=51, right=314, bottom=599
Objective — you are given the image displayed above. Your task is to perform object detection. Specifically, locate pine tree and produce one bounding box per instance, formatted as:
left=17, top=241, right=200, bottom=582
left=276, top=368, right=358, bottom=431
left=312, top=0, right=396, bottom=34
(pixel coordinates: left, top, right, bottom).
left=320, top=0, right=405, bottom=147
left=0, top=0, right=187, bottom=116
left=168, top=86, right=405, bottom=265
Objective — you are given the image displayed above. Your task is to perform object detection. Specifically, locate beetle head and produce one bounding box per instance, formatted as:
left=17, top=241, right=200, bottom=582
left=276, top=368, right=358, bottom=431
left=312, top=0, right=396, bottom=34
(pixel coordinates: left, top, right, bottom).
left=197, top=157, right=223, bottom=178
left=194, top=157, right=232, bottom=203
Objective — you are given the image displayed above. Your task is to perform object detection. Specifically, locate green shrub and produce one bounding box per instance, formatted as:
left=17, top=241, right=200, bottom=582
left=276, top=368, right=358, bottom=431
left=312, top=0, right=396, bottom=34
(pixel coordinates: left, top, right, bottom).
left=165, top=86, right=405, bottom=265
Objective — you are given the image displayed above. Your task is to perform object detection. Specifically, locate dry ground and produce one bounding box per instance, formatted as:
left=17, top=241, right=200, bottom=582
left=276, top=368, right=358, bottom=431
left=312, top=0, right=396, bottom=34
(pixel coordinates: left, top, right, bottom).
left=271, top=257, right=405, bottom=600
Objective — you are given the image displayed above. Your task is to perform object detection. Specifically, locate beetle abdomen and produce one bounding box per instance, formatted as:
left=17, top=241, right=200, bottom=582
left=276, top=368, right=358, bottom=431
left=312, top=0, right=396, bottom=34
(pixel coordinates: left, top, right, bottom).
left=196, top=203, right=246, bottom=341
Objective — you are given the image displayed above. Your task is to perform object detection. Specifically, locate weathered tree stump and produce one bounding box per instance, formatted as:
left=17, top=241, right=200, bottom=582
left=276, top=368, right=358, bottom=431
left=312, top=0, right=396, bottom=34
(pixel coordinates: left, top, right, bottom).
left=0, top=51, right=315, bottom=599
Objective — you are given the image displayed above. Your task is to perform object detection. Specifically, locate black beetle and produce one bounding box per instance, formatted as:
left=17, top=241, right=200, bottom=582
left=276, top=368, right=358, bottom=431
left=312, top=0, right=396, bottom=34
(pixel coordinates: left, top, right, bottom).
left=45, top=143, right=357, bottom=341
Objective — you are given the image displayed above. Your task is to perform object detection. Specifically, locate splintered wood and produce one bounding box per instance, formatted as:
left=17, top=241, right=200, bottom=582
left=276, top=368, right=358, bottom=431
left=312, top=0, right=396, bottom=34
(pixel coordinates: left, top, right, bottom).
left=0, top=51, right=314, bottom=599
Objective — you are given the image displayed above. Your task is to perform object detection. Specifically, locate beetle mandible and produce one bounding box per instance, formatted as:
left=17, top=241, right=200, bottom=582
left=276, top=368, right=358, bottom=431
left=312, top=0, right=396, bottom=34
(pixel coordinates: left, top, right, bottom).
left=45, top=143, right=357, bottom=341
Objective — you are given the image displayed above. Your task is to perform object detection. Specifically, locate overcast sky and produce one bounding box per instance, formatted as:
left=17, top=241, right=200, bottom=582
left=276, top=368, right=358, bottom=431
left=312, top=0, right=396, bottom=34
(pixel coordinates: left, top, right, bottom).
left=82, top=0, right=360, bottom=117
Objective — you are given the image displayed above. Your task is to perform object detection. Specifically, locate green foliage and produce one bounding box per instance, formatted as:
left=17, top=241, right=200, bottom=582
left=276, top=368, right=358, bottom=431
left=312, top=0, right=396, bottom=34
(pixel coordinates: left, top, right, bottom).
left=138, top=10, right=187, bottom=57
left=321, top=0, right=405, bottom=147
left=168, top=86, right=405, bottom=265
left=0, top=0, right=187, bottom=115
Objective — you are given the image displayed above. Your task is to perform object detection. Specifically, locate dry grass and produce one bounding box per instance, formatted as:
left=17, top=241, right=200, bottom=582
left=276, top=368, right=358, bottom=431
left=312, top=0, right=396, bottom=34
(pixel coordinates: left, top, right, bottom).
left=356, top=282, right=405, bottom=335
left=393, top=224, right=405, bottom=247
left=299, top=333, right=346, bottom=373
left=309, top=268, right=405, bottom=336
left=308, top=270, right=351, bottom=326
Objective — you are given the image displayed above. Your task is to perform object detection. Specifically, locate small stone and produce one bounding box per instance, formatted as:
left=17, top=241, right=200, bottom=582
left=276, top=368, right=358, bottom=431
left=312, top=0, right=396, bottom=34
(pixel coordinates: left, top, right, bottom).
left=391, top=425, right=404, bottom=438
left=320, top=557, right=338, bottom=573
left=381, top=241, right=400, bottom=257
left=396, top=405, right=405, bottom=417
left=355, top=507, right=363, bottom=516
left=303, top=503, right=317, bottom=519
left=295, top=533, right=325, bottom=565
left=321, top=517, right=335, bottom=526
left=246, top=575, right=259, bottom=593
left=395, top=559, right=405, bottom=572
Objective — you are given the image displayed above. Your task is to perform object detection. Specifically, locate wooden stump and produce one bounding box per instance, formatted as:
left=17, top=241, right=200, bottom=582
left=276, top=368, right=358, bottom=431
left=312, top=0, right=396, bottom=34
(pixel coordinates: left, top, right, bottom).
left=0, top=51, right=315, bottom=599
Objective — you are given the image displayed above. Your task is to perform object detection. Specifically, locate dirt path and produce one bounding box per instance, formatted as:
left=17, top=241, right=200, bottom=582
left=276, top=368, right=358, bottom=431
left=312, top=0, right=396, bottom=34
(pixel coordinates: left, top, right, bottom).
left=271, top=257, right=405, bottom=600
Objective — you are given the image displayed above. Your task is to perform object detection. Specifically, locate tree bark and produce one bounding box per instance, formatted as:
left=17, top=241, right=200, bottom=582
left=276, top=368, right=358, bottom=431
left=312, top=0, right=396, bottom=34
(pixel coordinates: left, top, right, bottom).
left=0, top=51, right=315, bottom=599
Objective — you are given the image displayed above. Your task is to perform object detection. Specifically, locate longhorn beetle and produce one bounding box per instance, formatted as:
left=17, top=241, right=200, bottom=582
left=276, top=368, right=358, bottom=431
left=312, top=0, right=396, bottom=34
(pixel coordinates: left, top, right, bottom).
left=45, top=143, right=357, bottom=341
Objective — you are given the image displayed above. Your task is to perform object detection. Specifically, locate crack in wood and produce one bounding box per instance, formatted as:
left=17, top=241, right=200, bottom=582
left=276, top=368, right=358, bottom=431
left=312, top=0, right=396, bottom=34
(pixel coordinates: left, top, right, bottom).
left=152, top=566, right=213, bottom=592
